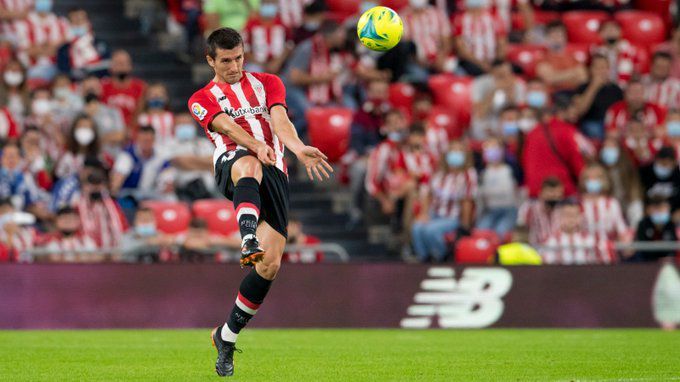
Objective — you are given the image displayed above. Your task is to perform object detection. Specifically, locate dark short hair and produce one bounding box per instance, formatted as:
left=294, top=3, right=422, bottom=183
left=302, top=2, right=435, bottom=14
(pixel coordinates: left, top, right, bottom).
left=652, top=51, right=673, bottom=62
left=546, top=20, right=565, bottom=32
left=500, top=105, right=520, bottom=115
left=599, top=19, right=620, bottom=32
left=541, top=176, right=563, bottom=189
left=190, top=218, right=207, bottom=229
left=57, top=206, right=78, bottom=216
left=206, top=27, right=243, bottom=59
left=409, top=122, right=426, bottom=135
left=645, top=195, right=670, bottom=208
left=590, top=53, right=609, bottom=65
left=303, top=0, right=327, bottom=15
left=318, top=20, right=341, bottom=37
left=491, top=59, right=508, bottom=68
left=657, top=146, right=677, bottom=160
left=138, top=125, right=156, bottom=135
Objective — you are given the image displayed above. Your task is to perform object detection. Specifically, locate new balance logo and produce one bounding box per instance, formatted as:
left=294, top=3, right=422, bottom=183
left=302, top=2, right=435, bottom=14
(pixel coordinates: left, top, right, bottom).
left=400, top=267, right=513, bottom=329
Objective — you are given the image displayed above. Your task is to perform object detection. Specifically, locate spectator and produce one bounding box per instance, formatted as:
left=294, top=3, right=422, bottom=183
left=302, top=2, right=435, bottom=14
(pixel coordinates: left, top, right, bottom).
left=572, top=54, right=623, bottom=140
left=203, top=0, right=258, bottom=34
left=579, top=163, right=629, bottom=241
left=25, top=88, right=64, bottom=157
left=517, top=176, right=564, bottom=247
left=51, top=74, right=84, bottom=123
left=401, top=0, right=452, bottom=73
left=165, top=0, right=203, bottom=58
left=476, top=136, right=518, bottom=238
left=535, top=20, right=587, bottom=92
left=110, top=125, right=174, bottom=202
left=0, top=142, right=40, bottom=212
left=412, top=139, right=477, bottom=262
left=525, top=78, right=550, bottom=112
left=82, top=76, right=126, bottom=156
left=243, top=0, right=293, bottom=74
left=453, top=0, right=507, bottom=76
left=632, top=197, right=678, bottom=262
left=0, top=102, right=19, bottom=143
left=592, top=19, right=642, bottom=87
left=282, top=216, right=323, bottom=263
left=167, top=113, right=216, bottom=201
left=522, top=97, right=585, bottom=197
left=599, top=136, right=644, bottom=227
left=471, top=59, right=526, bottom=139
left=120, top=206, right=176, bottom=263
left=621, top=117, right=664, bottom=167
left=50, top=156, right=104, bottom=212
left=19, top=126, right=52, bottom=192
left=0, top=59, right=29, bottom=123
left=76, top=166, right=128, bottom=249
left=137, top=82, right=174, bottom=146
left=350, top=78, right=391, bottom=155
left=0, top=197, right=36, bottom=262
left=100, top=49, right=147, bottom=127
left=641, top=52, right=680, bottom=111
left=54, top=114, right=101, bottom=179
left=541, top=200, right=616, bottom=265
left=282, top=20, right=351, bottom=136
left=605, top=80, right=666, bottom=140
left=639, top=147, right=680, bottom=216
left=41, top=206, right=98, bottom=262
left=497, top=105, right=524, bottom=182
left=666, top=110, right=680, bottom=161
left=291, top=0, right=326, bottom=44
left=57, top=7, right=110, bottom=80
left=655, top=25, right=680, bottom=79
left=179, top=218, right=239, bottom=262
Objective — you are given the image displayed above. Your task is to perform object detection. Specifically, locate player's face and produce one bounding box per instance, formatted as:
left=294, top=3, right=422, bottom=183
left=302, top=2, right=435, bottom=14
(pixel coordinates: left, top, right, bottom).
left=208, top=45, right=245, bottom=84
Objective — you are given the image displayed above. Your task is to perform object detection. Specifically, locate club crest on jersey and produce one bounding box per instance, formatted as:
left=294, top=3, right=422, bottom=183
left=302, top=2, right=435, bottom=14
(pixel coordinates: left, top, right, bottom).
left=191, top=102, right=207, bottom=121
left=227, top=105, right=267, bottom=119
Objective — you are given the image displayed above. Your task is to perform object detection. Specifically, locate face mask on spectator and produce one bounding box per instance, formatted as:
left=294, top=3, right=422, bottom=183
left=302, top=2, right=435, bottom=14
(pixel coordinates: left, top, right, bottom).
left=90, top=190, right=103, bottom=201
left=446, top=151, right=466, bottom=168
left=304, top=20, right=320, bottom=31
left=60, top=228, right=77, bottom=237
left=518, top=118, right=536, bottom=132
left=584, top=179, right=603, bottom=194
left=175, top=124, right=196, bottom=141
left=650, top=211, right=670, bottom=226
left=35, top=0, right=52, bottom=13
left=113, top=71, right=130, bottom=81
left=54, top=87, right=71, bottom=99
left=75, top=127, right=95, bottom=146
left=32, top=99, right=52, bottom=116
left=544, top=199, right=561, bottom=209
left=409, top=0, right=428, bottom=8
left=526, top=91, right=547, bottom=109
left=653, top=163, right=673, bottom=179
left=387, top=131, right=405, bottom=143
left=84, top=92, right=99, bottom=104
left=71, top=26, right=88, bottom=38
left=259, top=3, right=278, bottom=18
left=3, top=71, right=23, bottom=87
left=147, top=98, right=166, bottom=109
left=605, top=37, right=618, bottom=46
left=135, top=224, right=157, bottom=237
left=465, top=0, right=488, bottom=9
left=360, top=1, right=377, bottom=13
left=600, top=147, right=619, bottom=166
left=483, top=146, right=503, bottom=163
left=666, top=121, right=680, bottom=137
left=501, top=121, right=519, bottom=137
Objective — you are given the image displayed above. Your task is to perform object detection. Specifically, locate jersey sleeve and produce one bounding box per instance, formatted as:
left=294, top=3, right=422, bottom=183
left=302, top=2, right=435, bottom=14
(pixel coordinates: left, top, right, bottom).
left=187, top=89, right=224, bottom=131
left=262, top=73, right=287, bottom=110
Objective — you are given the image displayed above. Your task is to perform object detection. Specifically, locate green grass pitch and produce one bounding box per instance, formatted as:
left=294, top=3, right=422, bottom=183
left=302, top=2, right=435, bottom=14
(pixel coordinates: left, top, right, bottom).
left=1, top=329, right=678, bottom=381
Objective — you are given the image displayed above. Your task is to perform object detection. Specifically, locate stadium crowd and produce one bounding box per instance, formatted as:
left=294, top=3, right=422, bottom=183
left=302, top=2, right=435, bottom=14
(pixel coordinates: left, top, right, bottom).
left=0, top=0, right=679, bottom=264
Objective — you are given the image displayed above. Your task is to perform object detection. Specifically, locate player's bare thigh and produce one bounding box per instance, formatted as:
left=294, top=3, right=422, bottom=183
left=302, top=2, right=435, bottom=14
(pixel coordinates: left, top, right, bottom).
left=231, top=155, right=263, bottom=184
left=254, top=221, right=286, bottom=281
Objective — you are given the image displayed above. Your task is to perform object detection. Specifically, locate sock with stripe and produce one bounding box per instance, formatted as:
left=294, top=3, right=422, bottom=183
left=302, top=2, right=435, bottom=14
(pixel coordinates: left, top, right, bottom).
left=233, top=177, right=261, bottom=244
left=221, top=268, right=273, bottom=344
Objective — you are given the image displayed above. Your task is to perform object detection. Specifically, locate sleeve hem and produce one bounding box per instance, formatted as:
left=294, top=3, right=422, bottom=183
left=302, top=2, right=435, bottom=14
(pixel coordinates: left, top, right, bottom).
left=207, top=111, right=225, bottom=132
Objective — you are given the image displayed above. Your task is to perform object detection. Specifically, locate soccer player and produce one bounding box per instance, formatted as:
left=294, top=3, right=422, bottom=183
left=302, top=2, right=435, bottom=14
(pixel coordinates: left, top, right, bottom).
left=187, top=27, right=333, bottom=377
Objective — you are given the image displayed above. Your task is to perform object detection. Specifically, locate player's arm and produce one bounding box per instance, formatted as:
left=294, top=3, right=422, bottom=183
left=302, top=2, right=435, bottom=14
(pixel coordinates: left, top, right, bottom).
left=211, top=113, right=276, bottom=165
left=269, top=105, right=333, bottom=181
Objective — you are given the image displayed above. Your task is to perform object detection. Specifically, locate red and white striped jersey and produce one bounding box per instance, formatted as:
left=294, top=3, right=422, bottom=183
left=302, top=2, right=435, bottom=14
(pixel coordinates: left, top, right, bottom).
left=14, top=11, right=71, bottom=66
left=453, top=10, right=506, bottom=65
left=0, top=226, right=35, bottom=257
left=517, top=200, right=557, bottom=246
left=76, top=197, right=128, bottom=249
left=243, top=16, right=290, bottom=63
left=278, top=0, right=310, bottom=29
left=137, top=111, right=175, bottom=147
left=402, top=6, right=451, bottom=61
left=0, top=107, right=19, bottom=140
left=453, top=0, right=528, bottom=32
left=622, top=135, right=664, bottom=166
left=0, top=0, right=33, bottom=42
left=427, top=168, right=478, bottom=219
left=581, top=195, right=629, bottom=241
left=592, top=40, right=642, bottom=87
left=43, top=232, right=97, bottom=262
left=404, top=149, right=437, bottom=185
left=365, top=140, right=408, bottom=196
left=425, top=125, right=449, bottom=159
left=101, top=77, right=147, bottom=127
left=642, top=74, right=680, bottom=111
left=541, top=231, right=616, bottom=265
left=605, top=101, right=666, bottom=135
left=188, top=71, right=288, bottom=174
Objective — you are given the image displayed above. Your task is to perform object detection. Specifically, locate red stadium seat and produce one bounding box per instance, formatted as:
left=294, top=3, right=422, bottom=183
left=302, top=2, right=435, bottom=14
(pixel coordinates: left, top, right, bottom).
left=634, top=45, right=651, bottom=74
left=615, top=11, right=666, bottom=48
left=142, top=201, right=191, bottom=234
left=306, top=107, right=353, bottom=163
left=389, top=82, right=415, bottom=116
left=326, top=0, right=360, bottom=19
left=380, top=0, right=409, bottom=11
left=192, top=199, right=239, bottom=237
left=455, top=237, right=498, bottom=264
left=511, top=10, right=560, bottom=30
left=634, top=0, right=672, bottom=23
left=565, top=43, right=591, bottom=64
left=506, top=44, right=547, bottom=78
left=427, top=74, right=472, bottom=128
left=427, top=106, right=465, bottom=139
left=563, top=11, right=610, bottom=44
left=472, top=229, right=500, bottom=245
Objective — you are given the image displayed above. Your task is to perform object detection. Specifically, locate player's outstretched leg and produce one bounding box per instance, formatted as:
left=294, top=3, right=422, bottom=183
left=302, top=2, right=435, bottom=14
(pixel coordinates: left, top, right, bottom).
left=233, top=176, right=265, bottom=267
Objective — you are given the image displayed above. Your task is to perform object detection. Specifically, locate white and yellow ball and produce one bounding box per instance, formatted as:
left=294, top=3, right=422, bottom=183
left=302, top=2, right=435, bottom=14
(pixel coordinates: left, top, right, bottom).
left=357, top=6, right=403, bottom=52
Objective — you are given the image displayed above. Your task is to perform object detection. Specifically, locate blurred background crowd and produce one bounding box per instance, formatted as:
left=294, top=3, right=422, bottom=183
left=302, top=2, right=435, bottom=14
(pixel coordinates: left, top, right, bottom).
left=0, top=0, right=679, bottom=264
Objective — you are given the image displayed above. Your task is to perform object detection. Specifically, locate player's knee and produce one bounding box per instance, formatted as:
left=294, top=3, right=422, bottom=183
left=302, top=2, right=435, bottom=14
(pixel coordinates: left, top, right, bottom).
left=232, top=156, right=263, bottom=183
left=258, top=259, right=281, bottom=280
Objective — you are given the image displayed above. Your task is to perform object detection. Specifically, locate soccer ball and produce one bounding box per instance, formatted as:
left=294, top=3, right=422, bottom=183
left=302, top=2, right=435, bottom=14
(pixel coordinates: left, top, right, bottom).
left=357, top=6, right=403, bottom=52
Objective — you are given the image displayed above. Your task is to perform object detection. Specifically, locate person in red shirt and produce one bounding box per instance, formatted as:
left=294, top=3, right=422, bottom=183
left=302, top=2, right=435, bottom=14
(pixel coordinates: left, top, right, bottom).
left=453, top=0, right=507, bottom=76
left=242, top=0, right=292, bottom=74
left=522, top=97, right=585, bottom=198
left=604, top=79, right=666, bottom=139
left=100, top=49, right=147, bottom=128
left=282, top=217, right=323, bottom=263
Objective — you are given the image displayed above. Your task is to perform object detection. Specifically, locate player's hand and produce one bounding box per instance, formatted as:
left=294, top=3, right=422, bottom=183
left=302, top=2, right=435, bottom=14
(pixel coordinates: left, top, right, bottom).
left=255, top=143, right=276, bottom=166
left=297, top=146, right=333, bottom=181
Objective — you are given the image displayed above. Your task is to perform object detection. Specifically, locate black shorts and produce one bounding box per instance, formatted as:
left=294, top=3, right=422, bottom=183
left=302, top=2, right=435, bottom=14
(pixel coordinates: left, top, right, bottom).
left=214, top=149, right=289, bottom=238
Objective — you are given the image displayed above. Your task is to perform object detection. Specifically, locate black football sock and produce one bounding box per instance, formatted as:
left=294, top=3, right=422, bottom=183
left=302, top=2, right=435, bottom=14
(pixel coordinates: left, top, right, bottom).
left=221, top=269, right=273, bottom=343
left=233, top=177, right=261, bottom=243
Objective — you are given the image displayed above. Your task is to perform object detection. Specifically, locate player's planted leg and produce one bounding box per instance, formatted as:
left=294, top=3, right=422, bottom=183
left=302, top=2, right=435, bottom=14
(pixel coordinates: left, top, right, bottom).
left=211, top=325, right=240, bottom=377
left=233, top=176, right=265, bottom=267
